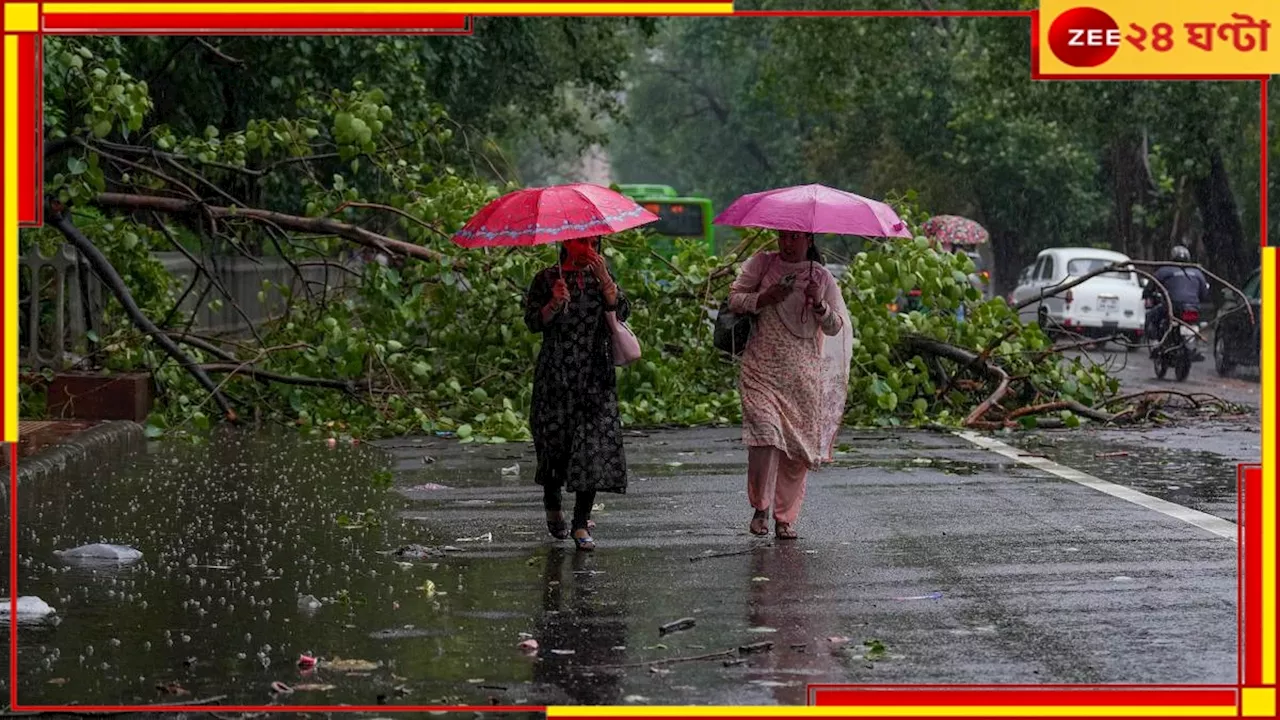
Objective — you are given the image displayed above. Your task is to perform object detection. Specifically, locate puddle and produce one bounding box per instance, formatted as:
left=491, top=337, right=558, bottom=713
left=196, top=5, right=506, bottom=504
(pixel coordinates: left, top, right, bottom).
left=9, top=429, right=556, bottom=706
left=10, top=430, right=849, bottom=707
left=1009, top=433, right=1239, bottom=522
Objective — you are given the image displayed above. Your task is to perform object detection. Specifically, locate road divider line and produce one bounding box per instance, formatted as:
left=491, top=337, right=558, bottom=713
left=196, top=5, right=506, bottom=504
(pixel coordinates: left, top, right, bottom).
left=955, top=430, right=1237, bottom=543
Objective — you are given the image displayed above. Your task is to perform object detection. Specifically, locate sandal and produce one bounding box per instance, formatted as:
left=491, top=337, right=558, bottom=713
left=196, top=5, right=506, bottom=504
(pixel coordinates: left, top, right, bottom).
left=774, top=522, right=798, bottom=540
left=546, top=513, right=569, bottom=540
left=749, top=510, right=770, bottom=536
left=572, top=529, right=596, bottom=552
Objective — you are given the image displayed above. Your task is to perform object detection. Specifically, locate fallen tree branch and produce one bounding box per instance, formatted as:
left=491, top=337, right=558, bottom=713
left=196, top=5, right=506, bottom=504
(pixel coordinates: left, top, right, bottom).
left=1006, top=400, right=1117, bottom=424
left=936, top=325, right=1021, bottom=399
left=45, top=199, right=237, bottom=422
left=902, top=335, right=1010, bottom=427
left=331, top=200, right=452, bottom=241
left=93, top=192, right=449, bottom=263
left=149, top=211, right=267, bottom=346
left=1015, top=262, right=1178, bottom=344
left=198, top=362, right=362, bottom=393
left=93, top=192, right=450, bottom=265
left=75, top=137, right=201, bottom=202
left=1124, top=259, right=1256, bottom=327
left=169, top=332, right=238, bottom=362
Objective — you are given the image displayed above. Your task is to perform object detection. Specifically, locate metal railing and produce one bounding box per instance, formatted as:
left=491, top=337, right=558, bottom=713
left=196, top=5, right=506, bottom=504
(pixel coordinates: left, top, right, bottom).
left=19, top=243, right=361, bottom=370
left=19, top=243, right=102, bottom=371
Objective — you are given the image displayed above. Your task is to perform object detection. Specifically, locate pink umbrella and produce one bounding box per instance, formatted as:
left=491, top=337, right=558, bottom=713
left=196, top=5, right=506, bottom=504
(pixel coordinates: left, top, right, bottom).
left=713, top=184, right=911, bottom=237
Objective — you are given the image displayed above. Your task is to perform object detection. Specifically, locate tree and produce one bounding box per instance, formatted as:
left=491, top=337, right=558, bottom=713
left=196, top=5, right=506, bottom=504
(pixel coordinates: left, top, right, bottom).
left=611, top=13, right=1262, bottom=290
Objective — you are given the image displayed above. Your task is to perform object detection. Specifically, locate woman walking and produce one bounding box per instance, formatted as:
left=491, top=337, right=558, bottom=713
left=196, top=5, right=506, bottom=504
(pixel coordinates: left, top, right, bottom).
left=728, top=230, right=852, bottom=539
left=524, top=236, right=630, bottom=551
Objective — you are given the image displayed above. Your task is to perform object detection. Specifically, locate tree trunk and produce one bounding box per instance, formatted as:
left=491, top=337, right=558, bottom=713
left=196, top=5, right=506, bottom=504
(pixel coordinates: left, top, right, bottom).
left=988, top=227, right=1022, bottom=297
left=1104, top=134, right=1142, bottom=258
left=1192, top=148, right=1254, bottom=284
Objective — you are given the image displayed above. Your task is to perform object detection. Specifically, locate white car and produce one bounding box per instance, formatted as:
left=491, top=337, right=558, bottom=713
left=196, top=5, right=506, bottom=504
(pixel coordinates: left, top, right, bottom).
left=1010, top=247, right=1145, bottom=343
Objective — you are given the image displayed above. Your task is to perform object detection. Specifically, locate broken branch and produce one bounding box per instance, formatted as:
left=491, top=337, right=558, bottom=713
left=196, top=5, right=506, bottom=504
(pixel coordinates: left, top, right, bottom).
left=91, top=192, right=449, bottom=263
left=45, top=200, right=237, bottom=422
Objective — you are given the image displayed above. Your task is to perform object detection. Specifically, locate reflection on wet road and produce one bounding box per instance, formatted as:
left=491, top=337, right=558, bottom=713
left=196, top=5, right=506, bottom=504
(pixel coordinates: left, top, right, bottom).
left=8, top=424, right=1243, bottom=706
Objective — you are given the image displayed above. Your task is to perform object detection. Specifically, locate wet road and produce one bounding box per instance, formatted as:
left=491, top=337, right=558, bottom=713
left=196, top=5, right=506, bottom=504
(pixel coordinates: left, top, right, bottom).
left=1065, top=340, right=1261, bottom=410
left=7, top=420, right=1246, bottom=707
left=385, top=428, right=1240, bottom=703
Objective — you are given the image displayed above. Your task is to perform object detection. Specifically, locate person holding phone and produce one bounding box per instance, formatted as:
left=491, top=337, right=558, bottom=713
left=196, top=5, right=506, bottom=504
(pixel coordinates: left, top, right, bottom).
left=524, top=236, right=630, bottom=551
left=727, top=230, right=852, bottom=539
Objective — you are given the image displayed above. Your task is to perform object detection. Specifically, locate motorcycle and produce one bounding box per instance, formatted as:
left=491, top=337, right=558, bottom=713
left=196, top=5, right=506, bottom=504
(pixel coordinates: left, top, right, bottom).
left=1150, top=301, right=1205, bottom=382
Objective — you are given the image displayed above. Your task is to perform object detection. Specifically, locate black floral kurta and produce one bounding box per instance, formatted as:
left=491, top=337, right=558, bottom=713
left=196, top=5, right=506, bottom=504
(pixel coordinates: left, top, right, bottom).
left=524, top=267, right=631, bottom=494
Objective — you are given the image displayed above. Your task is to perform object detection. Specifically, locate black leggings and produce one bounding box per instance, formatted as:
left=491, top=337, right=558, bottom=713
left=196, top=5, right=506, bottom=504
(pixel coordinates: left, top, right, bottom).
left=543, top=485, right=597, bottom=532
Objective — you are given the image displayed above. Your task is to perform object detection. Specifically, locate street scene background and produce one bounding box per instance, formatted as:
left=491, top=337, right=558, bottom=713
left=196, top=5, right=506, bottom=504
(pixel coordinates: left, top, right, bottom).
left=3, top=4, right=1270, bottom=711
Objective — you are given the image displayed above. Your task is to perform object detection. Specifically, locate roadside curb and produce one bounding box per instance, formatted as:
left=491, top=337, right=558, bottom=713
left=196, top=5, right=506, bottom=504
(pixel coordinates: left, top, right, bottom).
left=4, top=420, right=147, bottom=501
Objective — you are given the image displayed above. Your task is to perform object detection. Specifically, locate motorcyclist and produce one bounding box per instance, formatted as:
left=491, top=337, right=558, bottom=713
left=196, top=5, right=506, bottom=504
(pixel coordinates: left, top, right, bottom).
left=1143, top=245, right=1210, bottom=358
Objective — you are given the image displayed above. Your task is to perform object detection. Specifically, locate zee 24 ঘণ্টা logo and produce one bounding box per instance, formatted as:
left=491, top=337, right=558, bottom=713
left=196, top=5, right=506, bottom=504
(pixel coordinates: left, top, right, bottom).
left=1047, top=6, right=1271, bottom=68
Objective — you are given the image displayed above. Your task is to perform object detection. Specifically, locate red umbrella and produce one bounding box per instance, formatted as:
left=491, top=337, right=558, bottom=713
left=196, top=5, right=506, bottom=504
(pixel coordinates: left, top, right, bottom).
left=452, top=183, right=659, bottom=248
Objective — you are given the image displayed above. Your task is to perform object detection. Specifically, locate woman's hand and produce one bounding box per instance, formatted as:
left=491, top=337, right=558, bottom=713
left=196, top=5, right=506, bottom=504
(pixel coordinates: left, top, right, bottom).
left=586, top=253, right=619, bottom=305
left=804, top=276, right=826, bottom=314
left=758, top=280, right=795, bottom=308
left=550, top=278, right=570, bottom=310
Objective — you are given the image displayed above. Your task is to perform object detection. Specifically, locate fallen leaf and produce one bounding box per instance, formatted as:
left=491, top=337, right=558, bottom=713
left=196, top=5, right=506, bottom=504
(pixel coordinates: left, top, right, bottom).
left=325, top=657, right=381, bottom=672
left=863, top=639, right=887, bottom=661
left=292, top=683, right=337, bottom=692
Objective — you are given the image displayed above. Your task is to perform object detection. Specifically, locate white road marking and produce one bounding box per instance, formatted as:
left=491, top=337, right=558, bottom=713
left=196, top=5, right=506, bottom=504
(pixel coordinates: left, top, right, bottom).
left=956, top=430, right=1237, bottom=543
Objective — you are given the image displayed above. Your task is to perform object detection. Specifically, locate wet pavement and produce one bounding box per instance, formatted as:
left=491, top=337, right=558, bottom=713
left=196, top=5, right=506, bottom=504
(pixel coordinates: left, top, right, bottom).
left=7, top=423, right=1242, bottom=707
left=1065, top=341, right=1260, bottom=410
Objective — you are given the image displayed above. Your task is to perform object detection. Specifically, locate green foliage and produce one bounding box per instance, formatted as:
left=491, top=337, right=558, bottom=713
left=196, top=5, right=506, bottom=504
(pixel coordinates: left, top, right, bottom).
left=839, top=236, right=1116, bottom=426
left=22, top=32, right=1120, bottom=440
left=611, top=15, right=1261, bottom=287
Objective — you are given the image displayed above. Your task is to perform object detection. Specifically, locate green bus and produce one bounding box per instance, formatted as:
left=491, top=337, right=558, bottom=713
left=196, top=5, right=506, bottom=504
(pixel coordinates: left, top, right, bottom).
left=616, top=185, right=715, bottom=257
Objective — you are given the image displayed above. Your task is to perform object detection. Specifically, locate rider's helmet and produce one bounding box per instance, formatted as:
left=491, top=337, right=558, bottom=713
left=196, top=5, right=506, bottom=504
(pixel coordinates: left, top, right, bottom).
left=1170, top=245, right=1191, bottom=262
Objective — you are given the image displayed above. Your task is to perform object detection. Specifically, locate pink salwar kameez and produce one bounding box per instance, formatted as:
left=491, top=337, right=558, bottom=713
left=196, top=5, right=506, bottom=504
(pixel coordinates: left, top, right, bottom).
left=729, top=251, right=853, bottom=526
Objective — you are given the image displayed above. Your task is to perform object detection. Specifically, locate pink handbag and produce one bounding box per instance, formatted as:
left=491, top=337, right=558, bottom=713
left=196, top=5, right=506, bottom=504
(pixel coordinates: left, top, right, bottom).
left=606, top=311, right=642, bottom=367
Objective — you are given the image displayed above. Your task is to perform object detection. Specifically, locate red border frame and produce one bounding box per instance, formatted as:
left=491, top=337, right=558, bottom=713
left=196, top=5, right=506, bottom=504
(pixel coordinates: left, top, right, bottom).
left=5, top=3, right=1273, bottom=716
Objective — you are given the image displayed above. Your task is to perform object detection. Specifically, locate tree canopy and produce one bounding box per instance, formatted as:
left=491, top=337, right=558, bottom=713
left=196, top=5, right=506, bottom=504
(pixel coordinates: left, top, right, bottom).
left=610, top=14, right=1264, bottom=289
left=21, top=19, right=1256, bottom=442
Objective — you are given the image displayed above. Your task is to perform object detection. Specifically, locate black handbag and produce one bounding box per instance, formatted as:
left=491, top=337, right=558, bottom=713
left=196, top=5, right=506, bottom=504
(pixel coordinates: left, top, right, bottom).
left=713, top=254, right=779, bottom=357
left=713, top=300, right=754, bottom=356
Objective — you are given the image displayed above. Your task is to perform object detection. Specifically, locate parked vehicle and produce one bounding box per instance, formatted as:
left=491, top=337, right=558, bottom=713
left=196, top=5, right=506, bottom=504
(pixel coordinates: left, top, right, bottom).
left=1010, top=248, right=1144, bottom=344
left=1213, top=267, right=1261, bottom=376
